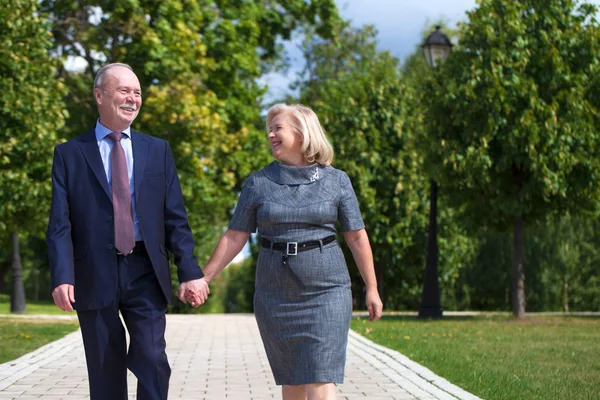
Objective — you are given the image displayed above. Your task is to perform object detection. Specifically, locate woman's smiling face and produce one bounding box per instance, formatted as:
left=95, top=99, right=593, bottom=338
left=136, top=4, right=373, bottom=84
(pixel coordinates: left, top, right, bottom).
left=268, top=113, right=307, bottom=166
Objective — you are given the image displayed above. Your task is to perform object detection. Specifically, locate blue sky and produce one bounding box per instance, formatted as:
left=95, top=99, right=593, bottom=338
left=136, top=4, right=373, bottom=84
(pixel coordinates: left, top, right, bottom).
left=335, top=0, right=477, bottom=61
left=261, top=0, right=600, bottom=103
left=261, top=0, right=478, bottom=102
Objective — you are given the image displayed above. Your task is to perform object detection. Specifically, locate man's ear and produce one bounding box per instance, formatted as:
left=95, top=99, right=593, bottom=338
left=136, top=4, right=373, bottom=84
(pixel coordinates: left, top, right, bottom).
left=93, top=88, right=102, bottom=104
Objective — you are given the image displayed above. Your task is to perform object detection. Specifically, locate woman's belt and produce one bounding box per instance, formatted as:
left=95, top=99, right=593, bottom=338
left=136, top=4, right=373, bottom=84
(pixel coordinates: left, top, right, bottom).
left=260, top=235, right=336, bottom=256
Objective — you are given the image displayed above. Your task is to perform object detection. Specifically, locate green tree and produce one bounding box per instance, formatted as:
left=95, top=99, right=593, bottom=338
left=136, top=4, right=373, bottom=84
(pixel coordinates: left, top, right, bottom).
left=421, top=0, right=600, bottom=317
left=525, top=213, right=600, bottom=312
left=0, top=0, right=67, bottom=312
left=452, top=215, right=600, bottom=312
left=40, top=0, right=340, bottom=309
left=293, top=23, right=476, bottom=310
left=454, top=230, right=512, bottom=311
left=294, top=24, right=424, bottom=307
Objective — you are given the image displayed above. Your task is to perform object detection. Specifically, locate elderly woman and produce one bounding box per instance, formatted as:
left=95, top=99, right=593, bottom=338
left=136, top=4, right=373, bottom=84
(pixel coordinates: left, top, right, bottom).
left=193, top=103, right=383, bottom=400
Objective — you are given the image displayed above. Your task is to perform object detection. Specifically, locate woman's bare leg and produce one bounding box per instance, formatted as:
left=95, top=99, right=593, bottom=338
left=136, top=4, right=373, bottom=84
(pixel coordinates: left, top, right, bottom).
left=282, top=384, right=307, bottom=400
left=306, top=383, right=336, bottom=400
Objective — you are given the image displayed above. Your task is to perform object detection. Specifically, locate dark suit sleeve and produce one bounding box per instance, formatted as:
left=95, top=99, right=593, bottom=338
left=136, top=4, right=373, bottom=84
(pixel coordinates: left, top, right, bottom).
left=46, top=145, right=75, bottom=289
left=163, top=142, right=203, bottom=282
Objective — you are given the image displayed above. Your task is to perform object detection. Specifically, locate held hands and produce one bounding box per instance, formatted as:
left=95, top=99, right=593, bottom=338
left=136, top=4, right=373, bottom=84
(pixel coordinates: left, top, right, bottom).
left=177, top=278, right=210, bottom=308
left=366, top=289, right=383, bottom=322
left=52, top=284, right=75, bottom=312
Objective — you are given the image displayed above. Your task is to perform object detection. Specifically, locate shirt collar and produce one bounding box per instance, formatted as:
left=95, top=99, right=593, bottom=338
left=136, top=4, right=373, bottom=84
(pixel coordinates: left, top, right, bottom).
left=94, top=119, right=132, bottom=142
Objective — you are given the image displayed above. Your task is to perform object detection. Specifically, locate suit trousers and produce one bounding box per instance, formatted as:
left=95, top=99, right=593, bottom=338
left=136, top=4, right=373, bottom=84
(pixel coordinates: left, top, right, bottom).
left=77, top=248, right=170, bottom=400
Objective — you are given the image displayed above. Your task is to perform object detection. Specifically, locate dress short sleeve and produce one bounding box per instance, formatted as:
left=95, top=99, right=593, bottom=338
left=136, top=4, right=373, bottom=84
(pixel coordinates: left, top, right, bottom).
left=338, top=171, right=365, bottom=232
left=229, top=174, right=258, bottom=233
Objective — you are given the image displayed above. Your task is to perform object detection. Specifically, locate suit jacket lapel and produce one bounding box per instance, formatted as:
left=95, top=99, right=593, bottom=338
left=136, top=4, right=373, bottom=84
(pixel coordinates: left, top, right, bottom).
left=78, top=129, right=112, bottom=200
left=132, top=130, right=148, bottom=206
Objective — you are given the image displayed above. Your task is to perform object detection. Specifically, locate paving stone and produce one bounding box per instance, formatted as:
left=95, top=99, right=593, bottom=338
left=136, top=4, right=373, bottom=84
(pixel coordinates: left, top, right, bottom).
left=0, top=314, right=480, bottom=399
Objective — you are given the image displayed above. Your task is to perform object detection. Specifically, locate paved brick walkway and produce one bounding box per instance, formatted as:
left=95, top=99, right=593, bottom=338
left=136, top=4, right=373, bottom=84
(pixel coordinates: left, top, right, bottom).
left=0, top=314, right=480, bottom=399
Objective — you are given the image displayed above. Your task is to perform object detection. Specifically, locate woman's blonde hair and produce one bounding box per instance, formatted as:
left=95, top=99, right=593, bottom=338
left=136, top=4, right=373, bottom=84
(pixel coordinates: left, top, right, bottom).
left=266, top=103, right=334, bottom=165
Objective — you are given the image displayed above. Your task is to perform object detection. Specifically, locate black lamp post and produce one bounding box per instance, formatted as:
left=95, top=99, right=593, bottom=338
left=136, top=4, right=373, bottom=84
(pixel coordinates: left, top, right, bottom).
left=419, top=25, right=452, bottom=319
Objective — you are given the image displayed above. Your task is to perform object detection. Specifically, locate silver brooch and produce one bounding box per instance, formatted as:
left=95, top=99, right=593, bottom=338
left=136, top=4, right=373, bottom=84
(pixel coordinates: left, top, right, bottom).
left=310, top=167, right=319, bottom=182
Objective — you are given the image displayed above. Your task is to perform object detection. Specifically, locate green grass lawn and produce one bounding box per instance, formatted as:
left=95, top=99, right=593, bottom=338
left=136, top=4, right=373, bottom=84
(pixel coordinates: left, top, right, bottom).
left=0, top=295, right=79, bottom=363
left=0, top=294, right=70, bottom=315
left=0, top=301, right=72, bottom=315
left=0, top=318, right=79, bottom=364
left=351, top=315, right=600, bottom=400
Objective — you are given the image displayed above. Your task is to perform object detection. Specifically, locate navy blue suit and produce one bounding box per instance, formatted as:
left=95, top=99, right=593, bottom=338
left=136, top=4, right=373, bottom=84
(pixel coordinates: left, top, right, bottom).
left=46, top=127, right=202, bottom=399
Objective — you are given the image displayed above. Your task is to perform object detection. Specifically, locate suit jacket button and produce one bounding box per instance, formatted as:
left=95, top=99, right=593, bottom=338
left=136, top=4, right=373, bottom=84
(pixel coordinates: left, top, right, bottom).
left=108, top=244, right=114, bottom=250
left=108, top=216, right=113, bottom=221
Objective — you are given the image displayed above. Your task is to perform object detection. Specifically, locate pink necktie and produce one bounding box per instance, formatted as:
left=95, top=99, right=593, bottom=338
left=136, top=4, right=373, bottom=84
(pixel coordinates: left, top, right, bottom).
left=108, top=132, right=135, bottom=254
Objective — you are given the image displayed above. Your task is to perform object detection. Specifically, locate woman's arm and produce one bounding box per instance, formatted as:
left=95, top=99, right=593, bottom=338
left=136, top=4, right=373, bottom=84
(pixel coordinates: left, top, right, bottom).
left=343, top=228, right=383, bottom=322
left=202, top=229, right=251, bottom=284
left=182, top=229, right=250, bottom=307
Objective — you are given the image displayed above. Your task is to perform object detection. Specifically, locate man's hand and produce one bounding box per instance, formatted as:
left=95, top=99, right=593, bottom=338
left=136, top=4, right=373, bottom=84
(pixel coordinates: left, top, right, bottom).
left=177, top=278, right=210, bottom=308
left=52, top=284, right=75, bottom=312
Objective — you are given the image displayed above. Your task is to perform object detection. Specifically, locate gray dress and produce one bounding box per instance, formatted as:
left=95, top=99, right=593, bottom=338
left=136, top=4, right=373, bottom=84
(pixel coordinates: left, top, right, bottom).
left=229, top=161, right=365, bottom=385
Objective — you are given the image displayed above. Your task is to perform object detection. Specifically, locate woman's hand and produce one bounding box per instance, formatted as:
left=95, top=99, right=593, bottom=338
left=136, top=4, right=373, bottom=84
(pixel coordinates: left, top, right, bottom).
left=366, top=289, right=383, bottom=322
left=178, top=278, right=210, bottom=307
left=343, top=228, right=383, bottom=322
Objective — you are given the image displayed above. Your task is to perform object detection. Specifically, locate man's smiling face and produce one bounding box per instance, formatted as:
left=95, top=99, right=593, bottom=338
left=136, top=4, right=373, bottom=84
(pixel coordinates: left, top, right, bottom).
left=94, top=66, right=142, bottom=132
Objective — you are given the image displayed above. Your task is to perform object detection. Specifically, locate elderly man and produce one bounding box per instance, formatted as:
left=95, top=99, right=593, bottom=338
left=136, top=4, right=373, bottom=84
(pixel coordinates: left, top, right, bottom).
left=46, top=63, right=209, bottom=400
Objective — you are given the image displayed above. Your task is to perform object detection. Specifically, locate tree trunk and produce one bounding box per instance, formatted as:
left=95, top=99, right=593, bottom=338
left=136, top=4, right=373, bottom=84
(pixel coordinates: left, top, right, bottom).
left=419, top=179, right=443, bottom=319
left=512, top=216, right=525, bottom=318
left=563, top=275, right=569, bottom=313
left=10, top=232, right=26, bottom=314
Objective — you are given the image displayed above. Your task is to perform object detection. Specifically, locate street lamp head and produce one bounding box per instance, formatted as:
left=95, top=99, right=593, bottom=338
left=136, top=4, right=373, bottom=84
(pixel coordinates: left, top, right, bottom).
left=422, top=25, right=453, bottom=67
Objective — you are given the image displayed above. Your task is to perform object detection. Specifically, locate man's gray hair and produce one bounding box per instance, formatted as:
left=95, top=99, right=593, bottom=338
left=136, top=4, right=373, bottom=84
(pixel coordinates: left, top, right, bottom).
left=93, top=63, right=134, bottom=90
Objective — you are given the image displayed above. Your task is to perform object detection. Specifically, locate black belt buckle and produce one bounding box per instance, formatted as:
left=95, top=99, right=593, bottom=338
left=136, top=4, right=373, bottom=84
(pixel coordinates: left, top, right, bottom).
left=286, top=242, right=298, bottom=256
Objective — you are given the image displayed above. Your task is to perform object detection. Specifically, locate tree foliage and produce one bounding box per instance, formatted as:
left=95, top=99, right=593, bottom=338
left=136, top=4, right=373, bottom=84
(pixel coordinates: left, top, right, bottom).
left=293, top=23, right=476, bottom=309
left=450, top=214, right=600, bottom=312
left=526, top=213, right=600, bottom=312
left=0, top=0, right=67, bottom=312
left=293, top=24, right=423, bottom=306
left=2, top=0, right=599, bottom=315
left=0, top=0, right=66, bottom=235
left=40, top=0, right=341, bottom=264
left=420, top=0, right=600, bottom=316
left=423, top=0, right=600, bottom=225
